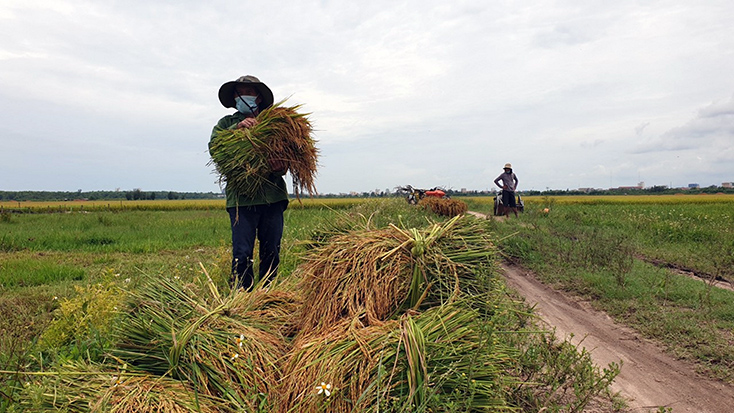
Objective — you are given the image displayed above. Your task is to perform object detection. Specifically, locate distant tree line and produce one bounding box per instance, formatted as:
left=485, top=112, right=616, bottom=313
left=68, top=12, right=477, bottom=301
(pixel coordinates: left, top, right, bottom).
left=0, top=190, right=224, bottom=202
left=513, top=185, right=734, bottom=197
left=1, top=185, right=732, bottom=202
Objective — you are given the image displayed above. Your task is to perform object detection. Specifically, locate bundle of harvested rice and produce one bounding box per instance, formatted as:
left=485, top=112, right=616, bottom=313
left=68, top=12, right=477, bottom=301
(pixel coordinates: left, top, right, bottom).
left=112, top=276, right=290, bottom=410
left=418, top=196, right=468, bottom=217
left=226, top=284, right=303, bottom=337
left=209, top=101, right=319, bottom=200
left=293, top=215, right=498, bottom=334
left=277, top=303, right=517, bottom=412
left=275, top=318, right=395, bottom=412
left=17, top=360, right=226, bottom=412
left=294, top=225, right=413, bottom=332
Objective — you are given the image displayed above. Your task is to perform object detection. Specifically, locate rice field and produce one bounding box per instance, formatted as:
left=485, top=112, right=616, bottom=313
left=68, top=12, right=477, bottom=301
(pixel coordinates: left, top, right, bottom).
left=0, top=197, right=373, bottom=213
left=8, top=193, right=730, bottom=410
left=0, top=198, right=620, bottom=412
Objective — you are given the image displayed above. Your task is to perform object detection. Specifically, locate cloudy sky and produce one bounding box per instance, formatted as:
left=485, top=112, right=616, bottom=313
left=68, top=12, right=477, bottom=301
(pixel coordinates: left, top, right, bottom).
left=2, top=0, right=733, bottom=194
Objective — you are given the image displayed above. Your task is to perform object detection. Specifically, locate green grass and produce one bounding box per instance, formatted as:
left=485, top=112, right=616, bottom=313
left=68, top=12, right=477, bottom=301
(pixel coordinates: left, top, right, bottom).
left=486, top=201, right=734, bottom=383
left=467, top=197, right=734, bottom=278
left=0, top=258, right=84, bottom=288
left=0, top=210, right=227, bottom=253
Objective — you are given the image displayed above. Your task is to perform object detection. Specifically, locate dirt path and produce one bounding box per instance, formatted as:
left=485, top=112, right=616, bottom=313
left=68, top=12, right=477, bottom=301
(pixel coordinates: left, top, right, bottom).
left=466, top=211, right=734, bottom=411
left=502, top=263, right=734, bottom=412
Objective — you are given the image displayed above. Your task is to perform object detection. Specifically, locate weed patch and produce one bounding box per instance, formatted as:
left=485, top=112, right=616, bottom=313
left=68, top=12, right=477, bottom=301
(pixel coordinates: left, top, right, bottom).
left=38, top=278, right=125, bottom=360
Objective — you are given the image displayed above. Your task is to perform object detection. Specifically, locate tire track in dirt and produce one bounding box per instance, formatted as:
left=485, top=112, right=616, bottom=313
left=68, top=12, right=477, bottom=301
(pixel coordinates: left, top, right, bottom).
left=636, top=255, right=734, bottom=292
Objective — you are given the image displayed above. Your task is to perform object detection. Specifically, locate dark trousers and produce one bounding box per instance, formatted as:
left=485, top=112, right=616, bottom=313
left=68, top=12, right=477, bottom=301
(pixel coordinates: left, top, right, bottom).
left=227, top=201, right=287, bottom=290
left=502, top=190, right=516, bottom=208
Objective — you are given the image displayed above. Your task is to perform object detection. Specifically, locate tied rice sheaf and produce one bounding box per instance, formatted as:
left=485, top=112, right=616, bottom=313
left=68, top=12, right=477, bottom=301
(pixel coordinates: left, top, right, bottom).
left=209, top=100, right=319, bottom=200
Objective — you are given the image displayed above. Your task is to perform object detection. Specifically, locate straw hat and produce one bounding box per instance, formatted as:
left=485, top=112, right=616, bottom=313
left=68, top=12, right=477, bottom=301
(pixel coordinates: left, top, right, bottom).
left=218, top=75, right=274, bottom=111
left=503, top=163, right=512, bottom=169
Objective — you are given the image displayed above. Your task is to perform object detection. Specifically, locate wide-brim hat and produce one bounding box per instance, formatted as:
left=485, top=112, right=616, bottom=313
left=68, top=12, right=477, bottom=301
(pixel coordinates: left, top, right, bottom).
left=218, top=75, right=274, bottom=111
left=504, top=163, right=513, bottom=169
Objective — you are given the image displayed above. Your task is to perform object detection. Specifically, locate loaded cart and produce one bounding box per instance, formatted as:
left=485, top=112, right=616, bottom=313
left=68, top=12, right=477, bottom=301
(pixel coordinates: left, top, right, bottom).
left=397, top=185, right=449, bottom=205
left=493, top=190, right=524, bottom=216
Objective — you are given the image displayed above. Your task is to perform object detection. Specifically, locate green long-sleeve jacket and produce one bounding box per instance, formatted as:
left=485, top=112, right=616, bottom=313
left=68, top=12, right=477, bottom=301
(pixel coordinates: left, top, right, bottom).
left=209, top=112, right=289, bottom=208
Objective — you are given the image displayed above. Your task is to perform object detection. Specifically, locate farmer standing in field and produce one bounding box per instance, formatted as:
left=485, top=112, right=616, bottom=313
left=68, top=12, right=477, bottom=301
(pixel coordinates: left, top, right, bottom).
left=494, top=163, right=519, bottom=217
left=210, top=75, right=289, bottom=290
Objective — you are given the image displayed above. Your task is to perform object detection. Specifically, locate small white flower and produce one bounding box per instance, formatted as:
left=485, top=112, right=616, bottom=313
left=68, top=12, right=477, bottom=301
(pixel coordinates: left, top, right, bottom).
left=231, top=353, right=239, bottom=361
left=236, top=334, right=245, bottom=348
left=53, top=296, right=58, bottom=300
left=124, top=278, right=131, bottom=283
left=316, top=382, right=332, bottom=397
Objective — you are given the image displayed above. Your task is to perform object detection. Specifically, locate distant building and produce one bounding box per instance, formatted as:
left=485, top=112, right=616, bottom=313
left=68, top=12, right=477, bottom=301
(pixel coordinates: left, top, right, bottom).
left=722, top=182, right=733, bottom=188
left=688, top=183, right=700, bottom=189
left=613, top=182, right=644, bottom=191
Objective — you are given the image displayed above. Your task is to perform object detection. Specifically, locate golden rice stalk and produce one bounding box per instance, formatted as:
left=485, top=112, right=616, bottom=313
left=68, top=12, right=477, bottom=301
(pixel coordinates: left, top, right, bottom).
left=226, top=282, right=303, bottom=337
left=209, top=101, right=319, bottom=200
left=292, top=225, right=413, bottom=333
left=292, top=215, right=498, bottom=334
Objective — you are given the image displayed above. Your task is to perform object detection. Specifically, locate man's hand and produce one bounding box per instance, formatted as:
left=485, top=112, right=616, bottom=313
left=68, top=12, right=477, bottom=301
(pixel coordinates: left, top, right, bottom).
left=236, top=118, right=258, bottom=129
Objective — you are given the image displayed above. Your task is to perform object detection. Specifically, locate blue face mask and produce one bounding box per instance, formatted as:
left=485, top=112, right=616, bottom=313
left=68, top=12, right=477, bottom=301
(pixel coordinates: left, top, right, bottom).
left=235, top=95, right=259, bottom=115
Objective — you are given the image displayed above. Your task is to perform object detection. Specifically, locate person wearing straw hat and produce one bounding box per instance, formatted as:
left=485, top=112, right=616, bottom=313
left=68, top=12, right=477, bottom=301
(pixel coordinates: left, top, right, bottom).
left=210, top=75, right=289, bottom=291
left=493, top=163, right=519, bottom=217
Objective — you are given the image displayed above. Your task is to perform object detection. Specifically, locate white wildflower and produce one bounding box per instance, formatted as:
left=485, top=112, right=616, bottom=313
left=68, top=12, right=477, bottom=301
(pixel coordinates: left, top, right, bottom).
left=316, top=382, right=332, bottom=397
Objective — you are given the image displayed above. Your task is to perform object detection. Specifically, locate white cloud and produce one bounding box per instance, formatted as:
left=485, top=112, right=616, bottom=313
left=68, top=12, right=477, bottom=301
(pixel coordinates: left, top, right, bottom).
left=632, top=95, right=734, bottom=153
left=1, top=0, right=734, bottom=192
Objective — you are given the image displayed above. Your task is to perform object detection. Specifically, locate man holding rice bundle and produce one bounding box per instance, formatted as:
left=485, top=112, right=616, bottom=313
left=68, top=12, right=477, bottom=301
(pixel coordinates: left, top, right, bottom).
left=210, top=75, right=289, bottom=290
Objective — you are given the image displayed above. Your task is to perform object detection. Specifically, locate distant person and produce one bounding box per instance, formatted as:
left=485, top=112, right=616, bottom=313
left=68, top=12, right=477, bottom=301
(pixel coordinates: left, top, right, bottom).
left=209, top=75, right=289, bottom=290
left=494, top=163, right=519, bottom=217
